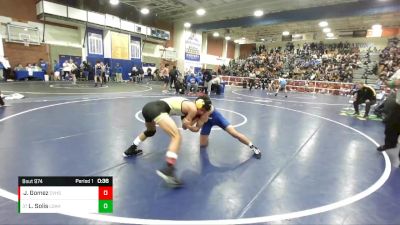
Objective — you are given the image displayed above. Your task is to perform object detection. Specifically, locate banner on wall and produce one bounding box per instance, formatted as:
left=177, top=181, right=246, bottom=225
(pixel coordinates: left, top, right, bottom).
left=87, top=32, right=103, bottom=56
left=111, top=32, right=129, bottom=60
left=130, top=37, right=141, bottom=59
left=185, top=31, right=201, bottom=62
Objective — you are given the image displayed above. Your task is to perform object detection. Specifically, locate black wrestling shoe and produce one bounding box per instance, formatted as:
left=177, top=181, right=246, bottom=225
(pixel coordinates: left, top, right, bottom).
left=250, top=145, right=262, bottom=159
left=156, top=165, right=183, bottom=187
left=377, top=145, right=395, bottom=152
left=123, top=145, right=143, bottom=157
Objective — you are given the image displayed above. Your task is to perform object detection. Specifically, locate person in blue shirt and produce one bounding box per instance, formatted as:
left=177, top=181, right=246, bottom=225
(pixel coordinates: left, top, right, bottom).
left=186, top=73, right=200, bottom=94
left=197, top=105, right=261, bottom=159
left=39, top=59, right=48, bottom=73
left=275, top=77, right=288, bottom=98
left=115, top=63, right=123, bottom=82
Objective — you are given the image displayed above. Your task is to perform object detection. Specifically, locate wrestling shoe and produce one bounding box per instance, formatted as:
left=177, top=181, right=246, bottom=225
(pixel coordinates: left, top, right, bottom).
left=123, top=145, right=143, bottom=157
left=156, top=165, right=183, bottom=188
left=250, top=145, right=262, bottom=159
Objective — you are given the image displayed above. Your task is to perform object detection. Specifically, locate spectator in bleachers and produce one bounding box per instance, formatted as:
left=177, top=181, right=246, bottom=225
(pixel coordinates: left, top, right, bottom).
left=378, top=38, right=399, bottom=82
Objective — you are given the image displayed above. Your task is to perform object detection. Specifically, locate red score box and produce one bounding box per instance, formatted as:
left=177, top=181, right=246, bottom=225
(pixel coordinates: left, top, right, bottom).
left=98, top=186, right=113, bottom=200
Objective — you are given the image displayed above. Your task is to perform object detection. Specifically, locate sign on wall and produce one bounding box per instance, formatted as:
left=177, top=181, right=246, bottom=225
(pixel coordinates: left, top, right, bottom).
left=130, top=39, right=141, bottom=59
left=88, top=32, right=103, bottom=55
left=111, top=32, right=129, bottom=60
left=185, top=31, right=201, bottom=62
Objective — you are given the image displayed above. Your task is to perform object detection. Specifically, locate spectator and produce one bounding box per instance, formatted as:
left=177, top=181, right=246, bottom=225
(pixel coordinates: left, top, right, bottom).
left=0, top=57, right=11, bottom=81
left=115, top=63, right=123, bottom=82
left=203, top=69, right=213, bottom=95
left=161, top=64, right=169, bottom=93
left=377, top=68, right=400, bottom=161
left=39, top=58, right=48, bottom=74
left=146, top=67, right=152, bottom=81
left=53, top=60, right=61, bottom=81
left=169, top=66, right=178, bottom=89
left=186, top=73, right=200, bottom=94
left=352, top=82, right=376, bottom=118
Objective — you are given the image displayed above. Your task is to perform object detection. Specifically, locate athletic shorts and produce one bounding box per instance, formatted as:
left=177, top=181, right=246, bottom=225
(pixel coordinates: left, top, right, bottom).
left=142, top=101, right=171, bottom=123
left=200, top=110, right=230, bottom=135
left=163, top=76, right=169, bottom=84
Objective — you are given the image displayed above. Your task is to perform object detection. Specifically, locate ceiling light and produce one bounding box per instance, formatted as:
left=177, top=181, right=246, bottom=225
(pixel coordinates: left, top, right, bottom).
left=109, top=0, right=119, bottom=5
left=241, top=37, right=246, bottom=40
left=372, top=24, right=382, bottom=30
left=282, top=31, right=290, bottom=36
left=326, top=33, right=334, bottom=38
left=225, top=36, right=231, bottom=40
left=196, top=8, right=206, bottom=16
left=261, top=38, right=265, bottom=41
left=184, top=22, right=191, bottom=28
left=140, top=8, right=149, bottom=14
left=213, top=32, right=219, bottom=37
left=234, top=40, right=239, bottom=43
left=322, top=28, right=331, bottom=33
left=319, top=21, right=328, bottom=27
left=254, top=10, right=263, bottom=17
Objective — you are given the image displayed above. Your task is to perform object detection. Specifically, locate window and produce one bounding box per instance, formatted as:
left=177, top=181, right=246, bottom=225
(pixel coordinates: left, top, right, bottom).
left=131, top=40, right=141, bottom=59
left=88, top=33, right=103, bottom=55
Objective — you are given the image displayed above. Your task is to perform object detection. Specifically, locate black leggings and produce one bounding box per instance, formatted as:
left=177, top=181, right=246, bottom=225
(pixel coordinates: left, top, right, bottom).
left=142, top=101, right=171, bottom=122
left=0, top=94, right=4, bottom=106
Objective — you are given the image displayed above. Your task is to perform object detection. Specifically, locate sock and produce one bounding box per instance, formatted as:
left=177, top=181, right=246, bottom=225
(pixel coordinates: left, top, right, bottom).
left=132, top=137, right=141, bottom=146
left=166, top=151, right=178, bottom=166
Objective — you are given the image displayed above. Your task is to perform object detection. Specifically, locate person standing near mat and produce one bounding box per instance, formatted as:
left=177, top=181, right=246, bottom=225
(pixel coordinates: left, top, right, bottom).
left=0, top=90, right=5, bottom=107
left=123, top=96, right=213, bottom=186
left=376, top=69, right=400, bottom=164
left=196, top=105, right=262, bottom=159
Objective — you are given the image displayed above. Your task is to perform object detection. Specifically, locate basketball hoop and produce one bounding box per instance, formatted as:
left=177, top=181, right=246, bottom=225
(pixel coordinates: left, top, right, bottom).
left=23, top=38, right=30, bottom=47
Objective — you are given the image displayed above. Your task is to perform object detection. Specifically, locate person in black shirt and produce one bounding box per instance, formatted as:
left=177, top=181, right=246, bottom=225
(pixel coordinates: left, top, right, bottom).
left=169, top=66, right=178, bottom=89
left=353, top=82, right=376, bottom=118
left=203, top=69, right=213, bottom=95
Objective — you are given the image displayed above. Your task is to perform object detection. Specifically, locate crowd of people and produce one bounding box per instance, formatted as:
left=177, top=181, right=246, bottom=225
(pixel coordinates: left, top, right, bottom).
left=226, top=41, right=362, bottom=83
left=378, top=38, right=399, bottom=81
